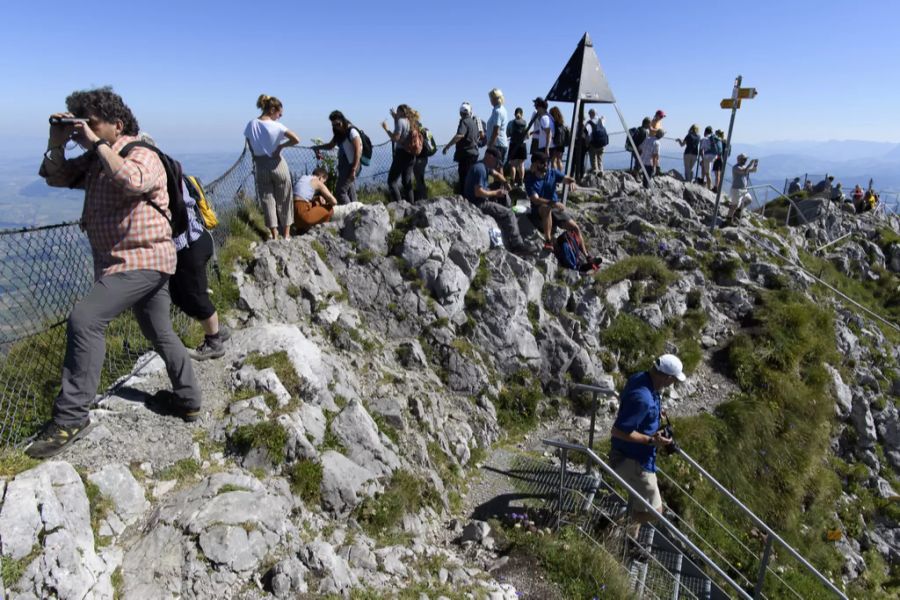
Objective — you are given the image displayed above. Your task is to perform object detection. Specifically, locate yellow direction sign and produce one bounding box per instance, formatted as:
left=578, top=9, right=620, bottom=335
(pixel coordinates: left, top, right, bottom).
left=738, top=87, right=758, bottom=99
left=720, top=98, right=742, bottom=109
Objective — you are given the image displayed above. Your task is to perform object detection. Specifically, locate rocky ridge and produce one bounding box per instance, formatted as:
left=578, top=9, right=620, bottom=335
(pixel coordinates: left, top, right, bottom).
left=0, top=171, right=898, bottom=598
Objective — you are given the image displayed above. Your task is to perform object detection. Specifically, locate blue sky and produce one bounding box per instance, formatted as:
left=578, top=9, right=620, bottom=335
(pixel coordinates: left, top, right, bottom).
left=1, top=0, right=898, bottom=158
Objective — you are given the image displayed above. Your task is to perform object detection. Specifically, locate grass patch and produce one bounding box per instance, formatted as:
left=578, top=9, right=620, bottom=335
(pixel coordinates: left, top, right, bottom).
left=288, top=459, right=323, bottom=505
left=0, top=449, right=39, bottom=478
left=211, top=199, right=268, bottom=308
left=667, top=290, right=851, bottom=598
left=494, top=369, right=544, bottom=437
left=355, top=469, right=441, bottom=543
left=600, top=313, right=667, bottom=374
left=595, top=255, right=676, bottom=302
left=216, top=483, right=251, bottom=495
left=309, top=239, right=328, bottom=263
left=355, top=248, right=376, bottom=264
left=155, top=458, right=201, bottom=482
left=243, top=351, right=305, bottom=400
left=82, top=476, right=115, bottom=547
left=503, top=525, right=633, bottom=599
left=1, top=544, right=41, bottom=587
left=231, top=422, right=287, bottom=466
left=464, top=255, right=491, bottom=310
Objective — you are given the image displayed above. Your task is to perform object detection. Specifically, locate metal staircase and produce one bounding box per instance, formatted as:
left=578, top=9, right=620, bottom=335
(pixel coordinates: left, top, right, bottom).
left=510, top=383, right=849, bottom=600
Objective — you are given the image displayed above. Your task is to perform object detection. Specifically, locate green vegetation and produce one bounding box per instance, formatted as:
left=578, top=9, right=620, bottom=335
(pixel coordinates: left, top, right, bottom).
left=595, top=255, right=676, bottom=302
left=1, top=544, right=41, bottom=587
left=600, top=313, right=667, bottom=374
left=82, top=476, right=115, bottom=547
left=0, top=449, right=39, bottom=478
left=111, top=566, right=125, bottom=599
left=288, top=459, right=323, bottom=505
left=155, top=458, right=201, bottom=482
left=231, top=422, right=287, bottom=465
left=212, top=199, right=268, bottom=308
left=493, top=369, right=544, bottom=437
left=464, top=256, right=491, bottom=310
left=354, top=248, right=376, bottom=264
left=355, top=469, right=441, bottom=543
left=666, top=290, right=854, bottom=598
left=216, top=483, right=251, bottom=495
left=501, top=525, right=633, bottom=599
left=243, top=351, right=304, bottom=399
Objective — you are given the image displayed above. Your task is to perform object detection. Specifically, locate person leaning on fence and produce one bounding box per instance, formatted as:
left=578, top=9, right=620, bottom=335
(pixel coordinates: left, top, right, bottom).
left=525, top=151, right=588, bottom=254
left=463, top=147, right=530, bottom=255
left=28, top=87, right=203, bottom=458
left=609, top=354, right=683, bottom=558
left=676, top=124, right=701, bottom=182
left=505, top=107, right=529, bottom=189
left=292, top=167, right=338, bottom=232
left=383, top=104, right=417, bottom=203
left=640, top=129, right=664, bottom=179
left=486, top=88, right=509, bottom=164
left=725, top=154, right=759, bottom=225
left=310, top=111, right=361, bottom=205
left=245, top=94, right=300, bottom=241
left=443, top=102, right=480, bottom=195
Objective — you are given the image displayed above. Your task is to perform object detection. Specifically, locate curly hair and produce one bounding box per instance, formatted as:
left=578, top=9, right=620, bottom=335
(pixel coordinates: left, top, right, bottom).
left=65, top=86, right=139, bottom=135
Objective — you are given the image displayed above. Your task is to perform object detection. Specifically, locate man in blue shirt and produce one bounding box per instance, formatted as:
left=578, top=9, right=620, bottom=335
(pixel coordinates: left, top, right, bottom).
left=524, top=151, right=587, bottom=253
left=463, top=148, right=529, bottom=254
left=610, top=354, right=684, bottom=553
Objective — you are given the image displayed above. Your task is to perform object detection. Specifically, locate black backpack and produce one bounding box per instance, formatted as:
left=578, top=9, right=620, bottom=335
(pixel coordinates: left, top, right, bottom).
left=626, top=127, right=646, bottom=153
left=590, top=122, right=609, bottom=148
left=351, top=126, right=374, bottom=166
left=553, top=122, right=570, bottom=148
left=119, top=141, right=189, bottom=237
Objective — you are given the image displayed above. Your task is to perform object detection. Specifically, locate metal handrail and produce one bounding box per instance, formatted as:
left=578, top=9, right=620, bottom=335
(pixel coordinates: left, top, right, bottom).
left=570, top=383, right=617, bottom=452
left=745, top=184, right=811, bottom=226
left=674, top=448, right=848, bottom=599
left=543, top=438, right=754, bottom=600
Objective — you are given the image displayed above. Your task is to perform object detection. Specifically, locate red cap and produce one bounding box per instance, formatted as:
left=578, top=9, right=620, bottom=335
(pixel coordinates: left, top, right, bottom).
left=655, top=109, right=666, bottom=118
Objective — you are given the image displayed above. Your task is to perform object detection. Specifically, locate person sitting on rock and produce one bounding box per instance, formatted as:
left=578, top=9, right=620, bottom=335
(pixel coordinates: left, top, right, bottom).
left=788, top=177, right=802, bottom=195
left=725, top=154, right=759, bottom=224
left=463, top=147, right=530, bottom=254
left=292, top=167, right=338, bottom=233
left=830, top=182, right=845, bottom=202
left=812, top=175, right=834, bottom=196
left=524, top=151, right=587, bottom=254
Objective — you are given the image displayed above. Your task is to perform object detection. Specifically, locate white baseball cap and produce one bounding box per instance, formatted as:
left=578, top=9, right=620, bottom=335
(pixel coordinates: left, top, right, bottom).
left=655, top=354, right=686, bottom=382
left=459, top=102, right=472, bottom=116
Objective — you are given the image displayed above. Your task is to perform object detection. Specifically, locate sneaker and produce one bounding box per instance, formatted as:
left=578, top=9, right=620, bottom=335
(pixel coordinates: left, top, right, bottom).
left=25, top=420, right=95, bottom=459
left=217, top=325, right=232, bottom=343
left=147, top=390, right=201, bottom=423
left=542, top=241, right=554, bottom=251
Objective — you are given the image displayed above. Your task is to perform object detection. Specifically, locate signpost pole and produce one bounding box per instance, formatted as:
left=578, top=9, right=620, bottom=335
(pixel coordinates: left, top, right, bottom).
left=562, top=98, right=582, bottom=204
left=709, top=75, right=742, bottom=233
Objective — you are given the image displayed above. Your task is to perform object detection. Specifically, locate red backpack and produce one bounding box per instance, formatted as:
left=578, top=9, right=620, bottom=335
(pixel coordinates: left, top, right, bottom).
left=404, top=125, right=423, bottom=156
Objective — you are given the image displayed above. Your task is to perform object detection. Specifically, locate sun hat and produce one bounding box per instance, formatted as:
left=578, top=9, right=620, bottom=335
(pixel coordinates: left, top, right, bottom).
left=655, top=354, right=686, bottom=382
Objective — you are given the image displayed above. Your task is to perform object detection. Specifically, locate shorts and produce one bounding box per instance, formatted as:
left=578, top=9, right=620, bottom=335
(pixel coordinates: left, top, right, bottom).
left=609, top=450, right=662, bottom=514
left=508, top=143, right=527, bottom=162
left=713, top=157, right=723, bottom=172
left=528, top=205, right=575, bottom=228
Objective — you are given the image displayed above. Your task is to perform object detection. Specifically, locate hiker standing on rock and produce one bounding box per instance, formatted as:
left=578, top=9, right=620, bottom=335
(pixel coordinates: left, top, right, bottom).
left=245, top=94, right=300, bottom=241
left=29, top=88, right=203, bottom=458
left=585, top=110, right=608, bottom=175
left=463, top=147, right=530, bottom=255
left=485, top=88, right=509, bottom=164
left=443, top=102, right=480, bottom=194
left=700, top=126, right=719, bottom=190
left=524, top=151, right=587, bottom=254
left=383, top=104, right=418, bottom=204
left=725, top=154, right=759, bottom=224
left=677, top=124, right=701, bottom=182
left=609, top=354, right=683, bottom=556
left=505, top=108, right=529, bottom=189
left=310, top=110, right=362, bottom=205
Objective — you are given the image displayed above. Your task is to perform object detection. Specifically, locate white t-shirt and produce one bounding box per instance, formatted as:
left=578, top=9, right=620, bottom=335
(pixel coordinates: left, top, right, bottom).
left=341, top=128, right=361, bottom=162
left=292, top=174, right=316, bottom=202
left=244, top=118, right=288, bottom=157
left=640, top=137, right=660, bottom=165
left=537, top=114, right=553, bottom=150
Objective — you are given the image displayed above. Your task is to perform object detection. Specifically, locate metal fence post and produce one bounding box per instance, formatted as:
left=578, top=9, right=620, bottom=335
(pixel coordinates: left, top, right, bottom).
left=588, top=391, right=598, bottom=451
left=753, top=534, right=775, bottom=598
left=557, top=448, right=568, bottom=530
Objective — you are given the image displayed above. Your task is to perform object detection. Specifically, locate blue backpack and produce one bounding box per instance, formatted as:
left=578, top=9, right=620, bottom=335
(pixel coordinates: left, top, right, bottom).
left=555, top=230, right=588, bottom=270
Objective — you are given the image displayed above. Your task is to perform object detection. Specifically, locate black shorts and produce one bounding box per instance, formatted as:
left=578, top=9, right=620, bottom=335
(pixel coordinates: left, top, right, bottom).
left=529, top=205, right=575, bottom=228
left=508, top=143, right=527, bottom=162
left=713, top=157, right=723, bottom=172
left=170, top=230, right=216, bottom=321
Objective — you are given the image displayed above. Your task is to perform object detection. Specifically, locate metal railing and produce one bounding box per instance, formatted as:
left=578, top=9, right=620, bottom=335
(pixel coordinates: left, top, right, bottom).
left=543, top=438, right=754, bottom=600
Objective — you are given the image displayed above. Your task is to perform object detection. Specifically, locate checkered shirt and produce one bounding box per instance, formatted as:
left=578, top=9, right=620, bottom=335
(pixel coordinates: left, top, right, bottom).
left=40, top=135, right=176, bottom=281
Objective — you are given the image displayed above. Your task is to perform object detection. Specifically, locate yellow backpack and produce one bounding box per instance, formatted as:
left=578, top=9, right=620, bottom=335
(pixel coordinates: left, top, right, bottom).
left=183, top=175, right=218, bottom=229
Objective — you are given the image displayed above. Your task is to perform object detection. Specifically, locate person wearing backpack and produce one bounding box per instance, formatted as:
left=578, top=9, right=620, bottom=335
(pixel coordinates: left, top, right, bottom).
left=548, top=106, right=567, bottom=171
left=700, top=126, right=719, bottom=190
left=245, top=94, right=301, bottom=240
left=28, top=87, right=203, bottom=458
left=712, top=129, right=726, bottom=192
left=525, top=151, right=588, bottom=255
left=310, top=110, right=363, bottom=205
left=414, top=123, right=438, bottom=201
left=443, top=102, right=480, bottom=194
left=586, top=110, right=609, bottom=175
left=626, top=117, right=650, bottom=173
left=676, top=125, right=701, bottom=182
left=382, top=104, right=419, bottom=203
left=506, top=107, right=529, bottom=189
left=485, top=88, right=509, bottom=163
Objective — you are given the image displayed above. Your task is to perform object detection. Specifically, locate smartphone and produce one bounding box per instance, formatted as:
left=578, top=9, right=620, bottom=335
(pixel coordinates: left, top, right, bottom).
left=49, top=117, right=88, bottom=125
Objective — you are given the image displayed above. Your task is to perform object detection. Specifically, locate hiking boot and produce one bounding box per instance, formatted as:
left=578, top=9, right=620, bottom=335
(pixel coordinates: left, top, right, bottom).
left=147, top=390, right=201, bottom=423
left=627, top=539, right=652, bottom=563
left=25, top=420, right=95, bottom=459
left=189, top=338, right=224, bottom=361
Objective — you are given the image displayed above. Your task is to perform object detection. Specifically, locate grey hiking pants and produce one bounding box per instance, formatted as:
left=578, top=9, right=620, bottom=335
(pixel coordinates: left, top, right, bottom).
left=336, top=150, right=359, bottom=205
left=474, top=199, right=525, bottom=249
left=53, top=269, right=202, bottom=427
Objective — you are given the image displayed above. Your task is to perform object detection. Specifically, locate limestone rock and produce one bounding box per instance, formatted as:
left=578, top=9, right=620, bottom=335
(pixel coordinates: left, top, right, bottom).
left=341, top=204, right=391, bottom=254
left=87, top=463, right=150, bottom=538
left=331, top=400, right=401, bottom=477
left=320, top=451, right=382, bottom=516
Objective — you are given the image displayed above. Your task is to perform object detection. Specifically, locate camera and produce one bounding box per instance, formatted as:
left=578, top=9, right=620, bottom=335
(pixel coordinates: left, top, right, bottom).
left=49, top=117, right=88, bottom=125
left=662, top=416, right=680, bottom=455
